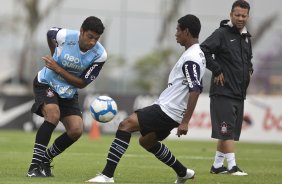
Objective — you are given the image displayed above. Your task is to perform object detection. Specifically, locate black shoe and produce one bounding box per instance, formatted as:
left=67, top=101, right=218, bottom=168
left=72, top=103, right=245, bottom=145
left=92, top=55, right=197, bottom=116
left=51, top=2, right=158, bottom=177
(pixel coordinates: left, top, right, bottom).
left=228, top=166, right=248, bottom=176
left=26, top=164, right=46, bottom=177
left=40, top=162, right=54, bottom=177
left=210, top=165, right=228, bottom=174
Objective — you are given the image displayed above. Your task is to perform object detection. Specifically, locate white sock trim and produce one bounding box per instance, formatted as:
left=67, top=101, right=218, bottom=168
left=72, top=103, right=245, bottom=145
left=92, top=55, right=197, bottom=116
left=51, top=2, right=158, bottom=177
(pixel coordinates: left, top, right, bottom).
left=225, top=152, right=236, bottom=170
left=213, top=151, right=225, bottom=168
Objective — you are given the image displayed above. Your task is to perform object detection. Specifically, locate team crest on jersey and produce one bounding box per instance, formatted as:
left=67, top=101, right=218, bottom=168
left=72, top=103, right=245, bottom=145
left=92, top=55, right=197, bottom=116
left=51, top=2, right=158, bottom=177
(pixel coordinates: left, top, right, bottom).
left=46, top=88, right=54, bottom=97
left=220, top=122, right=228, bottom=134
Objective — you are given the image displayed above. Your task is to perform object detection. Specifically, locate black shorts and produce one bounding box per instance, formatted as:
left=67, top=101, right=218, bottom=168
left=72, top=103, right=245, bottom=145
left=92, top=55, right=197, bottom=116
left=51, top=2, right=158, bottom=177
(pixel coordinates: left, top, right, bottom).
left=31, top=76, right=82, bottom=119
left=136, top=104, right=179, bottom=141
left=210, top=95, right=244, bottom=141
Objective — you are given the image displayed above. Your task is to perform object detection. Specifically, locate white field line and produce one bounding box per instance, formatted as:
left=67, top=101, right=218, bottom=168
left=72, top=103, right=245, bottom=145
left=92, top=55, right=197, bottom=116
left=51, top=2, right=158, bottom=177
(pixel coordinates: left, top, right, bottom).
left=9, top=151, right=282, bottom=162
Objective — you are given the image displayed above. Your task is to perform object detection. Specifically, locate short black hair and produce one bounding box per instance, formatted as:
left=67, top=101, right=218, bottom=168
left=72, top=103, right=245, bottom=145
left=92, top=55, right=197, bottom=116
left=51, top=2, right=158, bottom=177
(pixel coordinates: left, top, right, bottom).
left=81, top=16, right=105, bottom=35
left=231, top=0, right=250, bottom=13
left=178, top=14, right=201, bottom=38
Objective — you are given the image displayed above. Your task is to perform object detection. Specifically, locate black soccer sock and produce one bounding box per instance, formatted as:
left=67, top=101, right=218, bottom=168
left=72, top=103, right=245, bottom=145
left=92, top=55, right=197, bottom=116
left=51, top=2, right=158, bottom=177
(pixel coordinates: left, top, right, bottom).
left=42, top=132, right=75, bottom=163
left=29, top=121, right=56, bottom=171
left=148, top=142, right=187, bottom=177
left=102, top=130, right=131, bottom=178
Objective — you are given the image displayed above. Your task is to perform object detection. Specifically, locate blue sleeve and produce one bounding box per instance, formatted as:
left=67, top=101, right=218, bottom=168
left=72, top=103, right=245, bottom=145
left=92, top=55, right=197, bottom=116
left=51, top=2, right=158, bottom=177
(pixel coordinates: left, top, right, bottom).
left=47, top=27, right=62, bottom=40
left=182, top=60, right=203, bottom=92
left=80, top=62, right=105, bottom=85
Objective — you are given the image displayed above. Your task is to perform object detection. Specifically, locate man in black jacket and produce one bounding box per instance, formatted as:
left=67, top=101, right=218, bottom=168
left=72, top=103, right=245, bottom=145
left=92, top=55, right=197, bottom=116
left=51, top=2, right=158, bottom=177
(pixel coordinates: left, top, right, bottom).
left=200, top=0, right=253, bottom=176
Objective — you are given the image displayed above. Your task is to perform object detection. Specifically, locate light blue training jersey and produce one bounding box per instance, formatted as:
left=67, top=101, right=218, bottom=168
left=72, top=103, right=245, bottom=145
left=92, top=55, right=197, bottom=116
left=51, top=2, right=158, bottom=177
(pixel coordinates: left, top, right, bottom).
left=38, top=29, right=107, bottom=98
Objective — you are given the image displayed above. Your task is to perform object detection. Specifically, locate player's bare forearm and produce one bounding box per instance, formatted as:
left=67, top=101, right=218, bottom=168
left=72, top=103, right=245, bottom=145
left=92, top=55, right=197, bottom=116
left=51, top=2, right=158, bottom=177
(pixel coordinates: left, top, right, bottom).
left=177, top=91, right=200, bottom=137
left=56, top=68, right=87, bottom=89
left=182, top=91, right=200, bottom=124
left=42, top=55, right=87, bottom=88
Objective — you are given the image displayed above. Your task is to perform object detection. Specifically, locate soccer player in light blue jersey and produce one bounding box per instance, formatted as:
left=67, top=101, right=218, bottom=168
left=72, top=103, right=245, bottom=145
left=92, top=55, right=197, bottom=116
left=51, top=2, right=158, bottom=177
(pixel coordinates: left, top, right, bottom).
left=87, top=14, right=206, bottom=184
left=27, top=16, right=107, bottom=177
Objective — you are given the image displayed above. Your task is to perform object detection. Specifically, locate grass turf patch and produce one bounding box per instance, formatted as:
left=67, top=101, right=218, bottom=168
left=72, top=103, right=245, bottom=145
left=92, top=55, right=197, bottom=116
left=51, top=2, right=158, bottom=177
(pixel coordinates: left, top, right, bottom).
left=0, top=130, right=281, bottom=184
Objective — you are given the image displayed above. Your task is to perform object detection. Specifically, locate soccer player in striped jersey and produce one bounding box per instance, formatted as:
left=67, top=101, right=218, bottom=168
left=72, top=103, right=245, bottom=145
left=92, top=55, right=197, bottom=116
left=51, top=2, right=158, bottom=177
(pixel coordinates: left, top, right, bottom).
left=27, top=16, right=107, bottom=177
left=87, top=14, right=206, bottom=184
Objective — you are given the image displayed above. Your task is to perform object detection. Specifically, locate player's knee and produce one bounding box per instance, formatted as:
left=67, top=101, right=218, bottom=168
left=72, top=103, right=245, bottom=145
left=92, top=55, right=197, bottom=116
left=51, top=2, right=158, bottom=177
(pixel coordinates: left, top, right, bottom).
left=43, top=105, right=60, bottom=124
left=139, top=133, right=158, bottom=151
left=118, top=113, right=140, bottom=133
left=118, top=118, right=134, bottom=132
left=44, top=111, right=60, bottom=124
left=139, top=138, right=151, bottom=151
left=67, top=127, right=83, bottom=141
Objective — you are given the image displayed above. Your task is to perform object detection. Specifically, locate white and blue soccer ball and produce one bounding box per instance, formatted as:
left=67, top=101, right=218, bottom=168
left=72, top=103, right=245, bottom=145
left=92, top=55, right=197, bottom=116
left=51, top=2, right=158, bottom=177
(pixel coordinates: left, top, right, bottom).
left=90, top=96, right=118, bottom=123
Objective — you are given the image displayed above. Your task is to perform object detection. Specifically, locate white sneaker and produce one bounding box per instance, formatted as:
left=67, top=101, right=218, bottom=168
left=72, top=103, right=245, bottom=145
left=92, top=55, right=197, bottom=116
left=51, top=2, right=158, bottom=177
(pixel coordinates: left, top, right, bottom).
left=174, top=168, right=195, bottom=183
left=86, top=173, right=114, bottom=183
left=228, top=166, right=248, bottom=176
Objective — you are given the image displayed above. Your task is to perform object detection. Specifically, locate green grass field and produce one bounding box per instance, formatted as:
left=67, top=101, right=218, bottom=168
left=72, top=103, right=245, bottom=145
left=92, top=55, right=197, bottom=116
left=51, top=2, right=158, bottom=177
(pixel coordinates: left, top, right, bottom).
left=0, top=130, right=281, bottom=184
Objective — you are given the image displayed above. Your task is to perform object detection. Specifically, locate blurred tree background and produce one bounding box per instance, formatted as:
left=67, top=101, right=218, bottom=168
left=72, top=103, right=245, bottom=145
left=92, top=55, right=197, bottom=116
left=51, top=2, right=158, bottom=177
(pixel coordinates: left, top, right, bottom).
left=0, top=0, right=64, bottom=93
left=0, top=0, right=281, bottom=95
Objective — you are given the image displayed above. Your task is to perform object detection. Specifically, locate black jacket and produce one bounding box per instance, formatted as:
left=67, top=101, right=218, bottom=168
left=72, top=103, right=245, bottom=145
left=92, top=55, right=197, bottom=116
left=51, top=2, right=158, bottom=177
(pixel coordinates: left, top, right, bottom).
left=200, top=20, right=253, bottom=100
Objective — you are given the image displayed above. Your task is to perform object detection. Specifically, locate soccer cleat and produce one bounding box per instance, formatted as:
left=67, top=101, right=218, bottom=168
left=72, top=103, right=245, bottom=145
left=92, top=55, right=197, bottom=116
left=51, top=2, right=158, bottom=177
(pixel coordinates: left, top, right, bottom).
left=228, top=166, right=248, bottom=176
left=40, top=162, right=54, bottom=177
left=210, top=165, right=228, bottom=174
left=26, top=164, right=46, bottom=177
left=174, top=168, right=195, bottom=184
left=86, top=173, right=114, bottom=183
